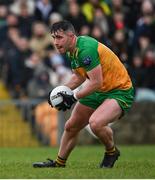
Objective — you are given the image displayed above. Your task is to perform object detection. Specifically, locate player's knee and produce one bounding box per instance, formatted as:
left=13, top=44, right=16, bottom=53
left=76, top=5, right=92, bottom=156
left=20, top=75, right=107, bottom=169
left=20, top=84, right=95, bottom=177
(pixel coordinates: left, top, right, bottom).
left=64, top=120, right=72, bottom=131
left=89, top=117, right=107, bottom=134
left=64, top=118, right=79, bottom=134
left=89, top=118, right=100, bottom=134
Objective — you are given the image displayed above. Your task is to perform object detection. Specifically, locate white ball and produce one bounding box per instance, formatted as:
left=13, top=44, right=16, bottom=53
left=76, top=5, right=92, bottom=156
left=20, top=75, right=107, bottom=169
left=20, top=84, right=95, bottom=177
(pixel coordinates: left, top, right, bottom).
left=49, top=85, right=73, bottom=107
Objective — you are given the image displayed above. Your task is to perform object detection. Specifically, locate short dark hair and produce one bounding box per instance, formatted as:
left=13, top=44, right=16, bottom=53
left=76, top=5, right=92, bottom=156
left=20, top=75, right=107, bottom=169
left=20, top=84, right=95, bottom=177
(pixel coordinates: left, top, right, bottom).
left=50, top=20, right=76, bottom=34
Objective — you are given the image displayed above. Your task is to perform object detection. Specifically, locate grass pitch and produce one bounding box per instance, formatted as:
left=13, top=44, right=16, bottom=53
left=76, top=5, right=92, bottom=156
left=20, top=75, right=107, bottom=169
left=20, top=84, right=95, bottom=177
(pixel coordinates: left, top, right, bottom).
left=0, top=145, right=155, bottom=179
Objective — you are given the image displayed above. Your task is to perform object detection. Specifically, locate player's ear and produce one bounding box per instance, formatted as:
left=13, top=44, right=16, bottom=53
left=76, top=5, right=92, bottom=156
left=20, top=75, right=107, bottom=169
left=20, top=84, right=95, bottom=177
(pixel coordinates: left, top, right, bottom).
left=67, top=31, right=74, bottom=37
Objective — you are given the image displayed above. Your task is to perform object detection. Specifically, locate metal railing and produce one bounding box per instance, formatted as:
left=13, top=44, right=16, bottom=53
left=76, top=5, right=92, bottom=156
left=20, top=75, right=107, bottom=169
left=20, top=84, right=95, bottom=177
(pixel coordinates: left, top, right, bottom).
left=0, top=99, right=45, bottom=147
left=0, top=98, right=73, bottom=147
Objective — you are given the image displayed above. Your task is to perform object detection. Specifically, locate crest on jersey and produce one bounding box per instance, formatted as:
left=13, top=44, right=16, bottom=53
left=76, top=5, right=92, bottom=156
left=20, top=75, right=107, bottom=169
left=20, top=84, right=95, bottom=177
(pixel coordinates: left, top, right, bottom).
left=83, top=56, right=92, bottom=66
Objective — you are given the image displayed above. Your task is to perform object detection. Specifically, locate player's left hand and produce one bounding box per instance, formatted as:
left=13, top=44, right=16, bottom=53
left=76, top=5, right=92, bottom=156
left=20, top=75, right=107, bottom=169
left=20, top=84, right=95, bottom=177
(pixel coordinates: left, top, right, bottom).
left=48, top=91, right=53, bottom=107
left=57, top=92, right=77, bottom=110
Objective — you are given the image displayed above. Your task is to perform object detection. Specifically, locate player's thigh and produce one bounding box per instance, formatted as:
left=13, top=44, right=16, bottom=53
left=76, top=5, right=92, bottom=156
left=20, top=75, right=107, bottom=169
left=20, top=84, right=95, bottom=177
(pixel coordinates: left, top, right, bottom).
left=65, top=102, right=95, bottom=131
left=89, top=99, right=122, bottom=126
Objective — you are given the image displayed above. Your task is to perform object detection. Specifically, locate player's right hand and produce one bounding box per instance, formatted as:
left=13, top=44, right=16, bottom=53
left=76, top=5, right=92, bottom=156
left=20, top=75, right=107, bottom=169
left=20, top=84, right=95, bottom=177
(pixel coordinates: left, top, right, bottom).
left=55, top=102, right=68, bottom=111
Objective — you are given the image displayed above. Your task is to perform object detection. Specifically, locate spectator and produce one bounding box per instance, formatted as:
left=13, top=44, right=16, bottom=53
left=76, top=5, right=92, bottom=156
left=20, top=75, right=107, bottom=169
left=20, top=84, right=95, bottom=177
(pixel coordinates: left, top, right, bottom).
left=91, top=24, right=111, bottom=47
left=81, top=0, right=111, bottom=23
left=137, top=34, right=151, bottom=56
left=48, top=12, right=63, bottom=26
left=133, top=0, right=155, bottom=52
left=0, top=12, right=19, bottom=44
left=109, top=10, right=125, bottom=38
left=45, top=45, right=72, bottom=85
left=0, top=5, right=8, bottom=28
left=123, top=0, right=141, bottom=30
left=29, top=21, right=51, bottom=59
left=16, top=37, right=33, bottom=93
left=79, top=24, right=91, bottom=36
left=34, top=0, right=54, bottom=24
left=143, top=47, right=155, bottom=89
left=2, top=27, right=28, bottom=98
left=129, top=53, right=147, bottom=89
left=93, top=6, right=110, bottom=36
left=111, top=29, right=128, bottom=62
left=17, top=2, right=35, bottom=38
left=26, top=52, right=53, bottom=99
left=66, top=1, right=88, bottom=33
left=27, top=69, right=53, bottom=99
left=9, top=0, right=35, bottom=16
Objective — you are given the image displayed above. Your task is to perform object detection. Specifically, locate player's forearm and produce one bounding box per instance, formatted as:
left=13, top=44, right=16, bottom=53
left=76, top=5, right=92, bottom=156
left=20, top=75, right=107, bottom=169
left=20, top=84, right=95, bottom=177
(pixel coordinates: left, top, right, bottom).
left=75, top=79, right=101, bottom=99
left=64, top=73, right=85, bottom=90
left=75, top=65, right=103, bottom=99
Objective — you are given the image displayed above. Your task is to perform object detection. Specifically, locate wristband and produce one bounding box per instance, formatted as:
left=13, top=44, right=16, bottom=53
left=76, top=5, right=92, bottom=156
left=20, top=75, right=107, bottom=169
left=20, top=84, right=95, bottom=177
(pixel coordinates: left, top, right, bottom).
left=74, top=93, right=78, bottom=100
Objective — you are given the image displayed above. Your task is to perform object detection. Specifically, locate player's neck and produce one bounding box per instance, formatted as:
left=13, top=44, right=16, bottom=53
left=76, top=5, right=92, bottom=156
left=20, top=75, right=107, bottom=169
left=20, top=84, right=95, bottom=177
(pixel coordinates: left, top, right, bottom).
left=69, top=35, right=77, bottom=54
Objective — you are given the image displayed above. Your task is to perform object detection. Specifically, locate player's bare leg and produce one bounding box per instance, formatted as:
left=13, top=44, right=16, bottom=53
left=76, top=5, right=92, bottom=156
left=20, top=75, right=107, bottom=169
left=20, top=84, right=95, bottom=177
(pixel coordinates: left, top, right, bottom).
left=33, top=102, right=95, bottom=168
left=57, top=102, right=94, bottom=160
left=89, top=99, right=122, bottom=168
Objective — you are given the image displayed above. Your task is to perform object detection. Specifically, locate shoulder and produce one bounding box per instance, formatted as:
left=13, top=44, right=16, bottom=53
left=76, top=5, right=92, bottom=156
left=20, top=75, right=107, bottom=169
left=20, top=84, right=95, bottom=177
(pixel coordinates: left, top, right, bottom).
left=77, top=35, right=98, bottom=47
left=77, top=36, right=100, bottom=70
left=77, top=36, right=99, bottom=56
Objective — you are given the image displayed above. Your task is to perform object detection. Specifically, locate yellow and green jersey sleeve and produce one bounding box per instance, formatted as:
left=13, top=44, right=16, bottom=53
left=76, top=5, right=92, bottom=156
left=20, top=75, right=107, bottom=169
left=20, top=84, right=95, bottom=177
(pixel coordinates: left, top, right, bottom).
left=66, top=36, right=132, bottom=92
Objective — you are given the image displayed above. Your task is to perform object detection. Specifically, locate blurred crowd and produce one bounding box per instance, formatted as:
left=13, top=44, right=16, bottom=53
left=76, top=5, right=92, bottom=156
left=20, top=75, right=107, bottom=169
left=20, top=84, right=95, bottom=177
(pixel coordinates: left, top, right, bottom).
left=0, top=0, right=155, bottom=100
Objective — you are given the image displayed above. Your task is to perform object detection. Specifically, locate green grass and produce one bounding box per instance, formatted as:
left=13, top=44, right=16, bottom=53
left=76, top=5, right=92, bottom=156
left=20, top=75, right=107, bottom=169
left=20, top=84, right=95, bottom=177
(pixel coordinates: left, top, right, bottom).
left=0, top=145, right=155, bottom=179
